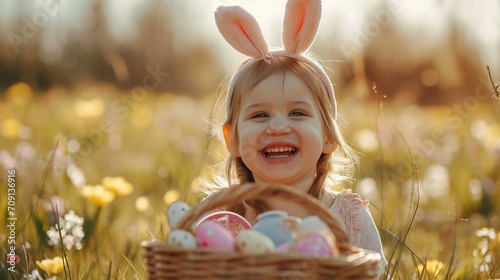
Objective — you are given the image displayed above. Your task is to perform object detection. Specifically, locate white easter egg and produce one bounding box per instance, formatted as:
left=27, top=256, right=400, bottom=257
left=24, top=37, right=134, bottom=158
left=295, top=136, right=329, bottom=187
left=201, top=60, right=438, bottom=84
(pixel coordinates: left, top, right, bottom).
left=236, top=230, right=276, bottom=254
left=296, top=215, right=331, bottom=239
left=167, top=201, right=191, bottom=229
left=296, top=215, right=336, bottom=248
left=167, top=229, right=197, bottom=249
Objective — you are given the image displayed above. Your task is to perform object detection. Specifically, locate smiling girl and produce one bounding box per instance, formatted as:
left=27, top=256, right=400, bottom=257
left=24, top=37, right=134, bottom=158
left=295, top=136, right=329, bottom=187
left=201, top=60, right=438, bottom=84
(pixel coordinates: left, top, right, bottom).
left=201, top=0, right=387, bottom=274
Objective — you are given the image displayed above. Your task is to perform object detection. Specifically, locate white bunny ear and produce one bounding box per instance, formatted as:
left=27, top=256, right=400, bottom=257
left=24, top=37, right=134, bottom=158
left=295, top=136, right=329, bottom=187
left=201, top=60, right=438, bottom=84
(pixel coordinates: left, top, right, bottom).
left=215, top=6, right=270, bottom=58
left=282, top=0, right=322, bottom=54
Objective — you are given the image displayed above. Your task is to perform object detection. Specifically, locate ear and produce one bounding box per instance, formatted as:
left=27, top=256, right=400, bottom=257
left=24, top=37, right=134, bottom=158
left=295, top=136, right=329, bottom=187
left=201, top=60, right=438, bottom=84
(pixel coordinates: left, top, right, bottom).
left=223, top=124, right=238, bottom=155
left=215, top=5, right=270, bottom=58
left=282, top=0, right=322, bottom=54
left=322, top=136, right=337, bottom=154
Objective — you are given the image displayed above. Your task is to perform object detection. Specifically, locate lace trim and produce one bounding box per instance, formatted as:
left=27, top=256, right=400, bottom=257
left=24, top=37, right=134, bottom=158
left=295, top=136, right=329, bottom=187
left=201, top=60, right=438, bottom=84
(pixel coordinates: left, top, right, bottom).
left=329, top=189, right=369, bottom=246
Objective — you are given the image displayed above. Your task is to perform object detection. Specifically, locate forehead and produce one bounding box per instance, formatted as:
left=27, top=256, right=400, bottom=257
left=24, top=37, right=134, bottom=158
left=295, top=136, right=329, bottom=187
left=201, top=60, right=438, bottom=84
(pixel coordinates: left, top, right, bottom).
left=241, top=72, right=316, bottom=105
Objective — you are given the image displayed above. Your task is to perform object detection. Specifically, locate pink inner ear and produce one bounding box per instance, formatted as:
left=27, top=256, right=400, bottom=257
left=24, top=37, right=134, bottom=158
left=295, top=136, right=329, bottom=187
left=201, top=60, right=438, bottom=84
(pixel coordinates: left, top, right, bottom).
left=295, top=3, right=307, bottom=37
left=236, top=21, right=251, bottom=42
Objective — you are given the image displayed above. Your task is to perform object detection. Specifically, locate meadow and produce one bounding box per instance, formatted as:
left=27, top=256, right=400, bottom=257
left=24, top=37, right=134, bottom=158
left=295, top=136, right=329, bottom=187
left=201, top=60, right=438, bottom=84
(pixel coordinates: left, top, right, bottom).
left=0, top=81, right=499, bottom=279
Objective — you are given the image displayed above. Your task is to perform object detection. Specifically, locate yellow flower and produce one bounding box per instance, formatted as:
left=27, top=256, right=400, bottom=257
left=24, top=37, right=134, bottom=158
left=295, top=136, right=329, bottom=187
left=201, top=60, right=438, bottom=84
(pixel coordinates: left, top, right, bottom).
left=6, top=82, right=32, bottom=105
left=73, top=98, right=105, bottom=118
left=416, top=259, right=444, bottom=277
left=80, top=185, right=115, bottom=206
left=102, top=176, right=133, bottom=196
left=163, top=189, right=180, bottom=205
left=131, top=105, right=152, bottom=128
left=135, top=196, right=151, bottom=213
left=1, top=117, right=22, bottom=139
left=36, top=256, right=63, bottom=276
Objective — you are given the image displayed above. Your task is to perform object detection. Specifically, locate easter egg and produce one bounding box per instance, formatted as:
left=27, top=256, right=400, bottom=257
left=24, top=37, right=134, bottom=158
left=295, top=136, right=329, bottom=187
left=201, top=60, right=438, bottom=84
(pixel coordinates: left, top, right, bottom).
left=252, top=210, right=296, bottom=247
left=295, top=215, right=331, bottom=239
left=167, top=201, right=191, bottom=229
left=195, top=220, right=235, bottom=251
left=276, top=241, right=294, bottom=253
left=196, top=211, right=251, bottom=238
left=167, top=229, right=197, bottom=249
left=235, top=230, right=275, bottom=254
left=296, top=233, right=334, bottom=257
left=295, top=215, right=336, bottom=249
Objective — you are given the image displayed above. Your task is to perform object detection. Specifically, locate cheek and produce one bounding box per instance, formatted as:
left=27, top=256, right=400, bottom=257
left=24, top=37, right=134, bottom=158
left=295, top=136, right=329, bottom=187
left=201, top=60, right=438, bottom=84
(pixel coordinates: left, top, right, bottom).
left=237, top=126, right=265, bottom=161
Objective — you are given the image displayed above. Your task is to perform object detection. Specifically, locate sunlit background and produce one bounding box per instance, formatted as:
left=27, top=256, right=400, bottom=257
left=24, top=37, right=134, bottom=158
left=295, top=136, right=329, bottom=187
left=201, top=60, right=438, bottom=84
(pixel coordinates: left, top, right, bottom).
left=0, top=0, right=499, bottom=279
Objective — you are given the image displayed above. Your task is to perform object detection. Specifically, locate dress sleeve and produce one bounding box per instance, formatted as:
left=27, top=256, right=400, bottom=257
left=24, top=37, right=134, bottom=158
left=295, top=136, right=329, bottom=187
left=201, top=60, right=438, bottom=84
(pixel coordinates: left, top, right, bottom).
left=328, top=190, right=388, bottom=275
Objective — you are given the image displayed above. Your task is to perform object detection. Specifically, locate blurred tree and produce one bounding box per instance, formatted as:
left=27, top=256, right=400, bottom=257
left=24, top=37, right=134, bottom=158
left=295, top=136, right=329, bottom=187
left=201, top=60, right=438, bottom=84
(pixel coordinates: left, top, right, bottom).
left=0, top=0, right=223, bottom=96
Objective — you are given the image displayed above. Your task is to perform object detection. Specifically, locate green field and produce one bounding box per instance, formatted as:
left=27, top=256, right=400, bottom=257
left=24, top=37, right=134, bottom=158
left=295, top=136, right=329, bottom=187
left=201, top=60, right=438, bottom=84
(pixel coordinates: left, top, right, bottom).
left=1, top=82, right=499, bottom=279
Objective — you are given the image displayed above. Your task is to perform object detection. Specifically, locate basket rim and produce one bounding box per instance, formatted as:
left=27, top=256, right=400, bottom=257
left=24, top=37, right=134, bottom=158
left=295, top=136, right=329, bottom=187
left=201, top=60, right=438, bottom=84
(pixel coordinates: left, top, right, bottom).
left=174, top=183, right=352, bottom=251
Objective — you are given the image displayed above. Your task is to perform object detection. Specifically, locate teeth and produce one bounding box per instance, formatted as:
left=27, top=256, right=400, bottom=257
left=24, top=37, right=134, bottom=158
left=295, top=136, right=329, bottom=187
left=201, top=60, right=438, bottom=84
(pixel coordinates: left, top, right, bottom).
left=264, top=147, right=296, bottom=153
left=267, top=154, right=291, bottom=158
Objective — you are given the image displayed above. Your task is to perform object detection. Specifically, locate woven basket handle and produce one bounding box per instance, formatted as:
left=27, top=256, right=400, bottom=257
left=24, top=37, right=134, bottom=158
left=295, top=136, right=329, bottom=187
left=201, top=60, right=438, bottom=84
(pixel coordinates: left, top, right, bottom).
left=177, top=183, right=352, bottom=251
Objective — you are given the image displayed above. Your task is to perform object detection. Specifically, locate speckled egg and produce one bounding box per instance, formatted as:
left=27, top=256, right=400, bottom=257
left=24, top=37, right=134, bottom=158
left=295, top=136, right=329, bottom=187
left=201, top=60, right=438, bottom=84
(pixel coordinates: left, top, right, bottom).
left=167, top=201, right=191, bottom=229
left=167, top=229, right=197, bottom=249
left=196, top=211, right=252, bottom=238
left=195, top=220, right=235, bottom=251
left=296, top=233, right=334, bottom=257
left=235, top=230, right=276, bottom=254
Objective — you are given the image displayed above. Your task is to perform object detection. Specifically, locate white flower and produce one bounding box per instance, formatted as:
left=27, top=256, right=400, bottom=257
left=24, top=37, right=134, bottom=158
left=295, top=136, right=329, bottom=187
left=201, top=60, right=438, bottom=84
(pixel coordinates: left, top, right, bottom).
left=23, top=269, right=58, bottom=280
left=476, top=227, right=496, bottom=239
left=46, top=210, right=85, bottom=250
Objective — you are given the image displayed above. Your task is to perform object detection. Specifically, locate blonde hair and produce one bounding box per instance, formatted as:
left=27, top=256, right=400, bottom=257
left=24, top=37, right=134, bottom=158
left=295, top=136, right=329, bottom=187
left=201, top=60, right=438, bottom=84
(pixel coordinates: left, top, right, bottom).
left=201, top=56, right=357, bottom=211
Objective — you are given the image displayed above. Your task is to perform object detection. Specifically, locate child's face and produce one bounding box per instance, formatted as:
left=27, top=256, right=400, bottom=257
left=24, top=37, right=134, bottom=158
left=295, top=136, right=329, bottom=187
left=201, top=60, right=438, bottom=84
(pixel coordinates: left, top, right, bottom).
left=234, top=72, right=334, bottom=191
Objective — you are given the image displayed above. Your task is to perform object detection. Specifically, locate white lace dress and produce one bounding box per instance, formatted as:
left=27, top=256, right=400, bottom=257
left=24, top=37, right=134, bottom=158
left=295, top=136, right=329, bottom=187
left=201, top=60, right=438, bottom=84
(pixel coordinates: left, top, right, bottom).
left=324, top=189, right=388, bottom=275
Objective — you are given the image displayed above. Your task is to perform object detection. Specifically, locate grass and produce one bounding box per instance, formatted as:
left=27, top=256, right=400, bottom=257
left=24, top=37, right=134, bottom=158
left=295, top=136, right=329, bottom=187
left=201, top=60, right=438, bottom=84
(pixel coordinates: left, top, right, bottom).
left=0, top=82, right=499, bottom=279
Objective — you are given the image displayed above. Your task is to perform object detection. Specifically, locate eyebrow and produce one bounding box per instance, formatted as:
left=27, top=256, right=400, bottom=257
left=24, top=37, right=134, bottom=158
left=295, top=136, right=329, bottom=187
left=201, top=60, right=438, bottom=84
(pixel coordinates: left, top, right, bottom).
left=242, top=103, right=265, bottom=115
left=243, top=101, right=314, bottom=114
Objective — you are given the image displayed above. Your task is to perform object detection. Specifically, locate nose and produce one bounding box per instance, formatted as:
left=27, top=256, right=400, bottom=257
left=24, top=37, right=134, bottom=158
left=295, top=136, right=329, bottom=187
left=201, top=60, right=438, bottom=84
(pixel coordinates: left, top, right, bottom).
left=266, top=115, right=291, bottom=135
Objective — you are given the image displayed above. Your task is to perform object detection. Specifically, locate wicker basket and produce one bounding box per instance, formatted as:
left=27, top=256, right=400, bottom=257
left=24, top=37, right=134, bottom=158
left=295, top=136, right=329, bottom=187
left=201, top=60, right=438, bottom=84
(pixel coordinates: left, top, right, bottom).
left=142, top=183, right=381, bottom=279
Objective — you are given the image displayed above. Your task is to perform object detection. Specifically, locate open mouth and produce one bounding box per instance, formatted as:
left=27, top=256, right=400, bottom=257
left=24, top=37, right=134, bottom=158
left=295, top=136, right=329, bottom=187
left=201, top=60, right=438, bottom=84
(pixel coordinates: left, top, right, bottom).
left=263, top=146, right=297, bottom=158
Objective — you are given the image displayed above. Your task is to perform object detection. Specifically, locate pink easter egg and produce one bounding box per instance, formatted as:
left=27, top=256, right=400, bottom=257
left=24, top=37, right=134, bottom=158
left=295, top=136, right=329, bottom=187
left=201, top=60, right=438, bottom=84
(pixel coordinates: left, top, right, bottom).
left=277, top=241, right=294, bottom=253
left=196, top=211, right=252, bottom=238
left=195, top=220, right=235, bottom=251
left=296, top=233, right=333, bottom=257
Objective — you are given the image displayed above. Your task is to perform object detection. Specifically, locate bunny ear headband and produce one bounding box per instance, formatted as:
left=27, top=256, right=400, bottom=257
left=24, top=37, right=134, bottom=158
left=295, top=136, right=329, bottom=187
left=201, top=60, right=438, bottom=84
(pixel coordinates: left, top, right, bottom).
left=215, top=0, right=337, bottom=119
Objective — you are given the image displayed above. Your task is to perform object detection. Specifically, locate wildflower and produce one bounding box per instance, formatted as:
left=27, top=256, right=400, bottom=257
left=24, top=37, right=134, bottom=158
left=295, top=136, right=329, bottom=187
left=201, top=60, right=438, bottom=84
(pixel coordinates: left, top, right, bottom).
left=163, top=189, right=180, bottom=205
left=6, top=254, right=21, bottom=265
left=46, top=210, right=85, bottom=250
left=45, top=196, right=65, bottom=217
left=36, top=256, right=63, bottom=277
left=1, top=117, right=22, bottom=139
left=24, top=269, right=57, bottom=280
left=135, top=196, right=151, bottom=213
left=66, top=164, right=87, bottom=187
left=473, top=227, right=497, bottom=272
left=131, top=105, right=153, bottom=128
left=0, top=150, right=17, bottom=170
left=416, top=259, right=444, bottom=277
left=73, top=98, right=105, bottom=118
left=80, top=185, right=115, bottom=206
left=102, top=176, right=133, bottom=196
left=6, top=82, right=32, bottom=105
left=476, top=227, right=496, bottom=239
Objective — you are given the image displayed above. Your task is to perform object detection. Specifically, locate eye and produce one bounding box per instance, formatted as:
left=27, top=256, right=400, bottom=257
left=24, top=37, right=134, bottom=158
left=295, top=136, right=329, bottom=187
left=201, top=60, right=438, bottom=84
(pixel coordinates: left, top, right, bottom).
left=289, top=111, right=307, bottom=117
left=251, top=112, right=268, bottom=119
